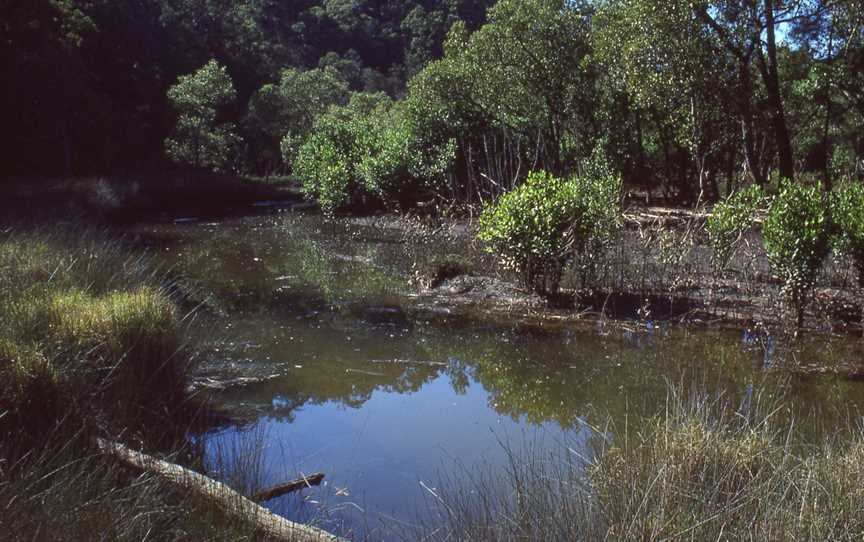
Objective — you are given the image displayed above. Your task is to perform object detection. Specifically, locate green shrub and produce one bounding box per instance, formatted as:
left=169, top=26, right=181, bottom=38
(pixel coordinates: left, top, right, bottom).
left=478, top=169, right=621, bottom=295
left=707, top=184, right=765, bottom=270
left=293, top=92, right=451, bottom=213
left=293, top=92, right=407, bottom=213
left=831, top=181, right=864, bottom=287
left=762, top=180, right=832, bottom=327
left=165, top=59, right=242, bottom=172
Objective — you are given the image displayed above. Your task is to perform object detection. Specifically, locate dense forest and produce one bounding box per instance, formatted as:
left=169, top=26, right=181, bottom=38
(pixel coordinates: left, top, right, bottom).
left=1, top=0, right=494, bottom=177
left=3, top=0, right=862, bottom=206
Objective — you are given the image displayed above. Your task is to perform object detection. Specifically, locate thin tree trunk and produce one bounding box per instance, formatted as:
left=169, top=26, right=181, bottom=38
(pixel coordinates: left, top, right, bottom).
left=760, top=0, right=795, bottom=181
left=822, top=21, right=835, bottom=190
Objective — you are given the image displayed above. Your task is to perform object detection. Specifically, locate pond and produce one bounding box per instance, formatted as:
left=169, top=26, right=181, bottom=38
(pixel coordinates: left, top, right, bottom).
left=132, top=210, right=864, bottom=540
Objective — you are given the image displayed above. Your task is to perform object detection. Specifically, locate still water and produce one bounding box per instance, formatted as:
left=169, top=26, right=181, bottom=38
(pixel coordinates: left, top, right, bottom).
left=134, top=211, right=864, bottom=539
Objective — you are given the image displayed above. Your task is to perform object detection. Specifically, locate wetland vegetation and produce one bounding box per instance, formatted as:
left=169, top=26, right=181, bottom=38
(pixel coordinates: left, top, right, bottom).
left=3, top=0, right=864, bottom=540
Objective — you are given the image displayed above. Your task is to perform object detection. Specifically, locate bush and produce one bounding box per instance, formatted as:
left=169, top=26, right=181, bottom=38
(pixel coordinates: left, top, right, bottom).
left=245, top=66, right=349, bottom=174
left=707, top=184, right=765, bottom=270
left=762, top=180, right=832, bottom=327
left=294, top=93, right=408, bottom=213
left=293, top=92, right=452, bottom=213
left=477, top=168, right=621, bottom=295
left=831, top=181, right=864, bottom=287
left=165, top=59, right=242, bottom=173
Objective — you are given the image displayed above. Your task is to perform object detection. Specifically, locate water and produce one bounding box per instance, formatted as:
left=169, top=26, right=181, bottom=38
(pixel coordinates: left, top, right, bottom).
left=132, top=212, right=864, bottom=539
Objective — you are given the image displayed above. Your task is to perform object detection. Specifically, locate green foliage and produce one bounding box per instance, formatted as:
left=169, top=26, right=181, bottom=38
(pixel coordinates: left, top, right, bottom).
left=165, top=59, right=242, bottom=172
left=707, top=184, right=765, bottom=270
left=477, top=167, right=621, bottom=295
left=831, top=181, right=864, bottom=287
left=247, top=66, right=349, bottom=174
left=403, top=0, right=598, bottom=200
left=294, top=92, right=452, bottom=213
left=762, top=181, right=832, bottom=326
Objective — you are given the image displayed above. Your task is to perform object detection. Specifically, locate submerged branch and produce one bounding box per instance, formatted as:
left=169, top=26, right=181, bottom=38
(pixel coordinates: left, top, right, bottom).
left=252, top=472, right=326, bottom=502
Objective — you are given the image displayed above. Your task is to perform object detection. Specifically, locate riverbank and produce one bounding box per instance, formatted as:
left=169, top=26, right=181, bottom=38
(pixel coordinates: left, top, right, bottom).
left=3, top=176, right=864, bottom=540
left=3, top=174, right=861, bottom=356
left=0, top=226, right=340, bottom=540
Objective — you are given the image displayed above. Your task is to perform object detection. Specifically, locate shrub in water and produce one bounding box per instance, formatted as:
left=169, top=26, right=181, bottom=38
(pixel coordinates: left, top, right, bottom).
left=478, top=168, right=621, bottom=295
left=831, top=181, right=864, bottom=287
left=762, top=180, right=832, bottom=327
left=707, top=184, right=765, bottom=271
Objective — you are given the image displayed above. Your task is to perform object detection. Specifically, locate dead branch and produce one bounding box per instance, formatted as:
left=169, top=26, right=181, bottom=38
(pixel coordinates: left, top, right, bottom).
left=252, top=472, right=325, bottom=502
left=97, top=439, right=345, bottom=542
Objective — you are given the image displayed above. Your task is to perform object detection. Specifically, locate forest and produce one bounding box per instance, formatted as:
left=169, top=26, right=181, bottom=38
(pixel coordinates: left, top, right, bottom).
left=4, top=0, right=862, bottom=202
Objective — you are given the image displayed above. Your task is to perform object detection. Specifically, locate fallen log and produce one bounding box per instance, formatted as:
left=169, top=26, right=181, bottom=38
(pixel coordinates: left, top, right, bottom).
left=96, top=439, right=344, bottom=542
left=252, top=472, right=325, bottom=502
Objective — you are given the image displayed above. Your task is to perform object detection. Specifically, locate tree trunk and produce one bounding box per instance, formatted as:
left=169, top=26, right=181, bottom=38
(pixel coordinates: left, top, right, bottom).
left=634, top=107, right=650, bottom=202
left=739, top=61, right=765, bottom=186
left=821, top=22, right=835, bottom=190
left=760, top=0, right=795, bottom=181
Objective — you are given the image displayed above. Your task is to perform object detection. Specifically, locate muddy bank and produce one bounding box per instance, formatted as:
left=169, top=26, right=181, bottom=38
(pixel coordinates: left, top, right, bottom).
left=336, top=211, right=862, bottom=336
left=4, top=176, right=860, bottom=363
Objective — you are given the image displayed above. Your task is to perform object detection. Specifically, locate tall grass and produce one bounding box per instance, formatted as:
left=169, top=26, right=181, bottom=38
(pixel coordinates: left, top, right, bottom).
left=0, top=227, right=261, bottom=540
left=424, top=385, right=864, bottom=541
left=0, top=228, right=193, bottom=451
left=0, top=428, right=290, bottom=542
left=0, top=227, right=336, bottom=541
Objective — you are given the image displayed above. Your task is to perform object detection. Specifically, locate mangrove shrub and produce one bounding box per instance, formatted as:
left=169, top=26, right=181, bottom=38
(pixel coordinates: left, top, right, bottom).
left=294, top=92, right=451, bottom=213
left=245, top=67, right=349, bottom=174
left=707, top=184, right=765, bottom=270
left=762, top=181, right=832, bottom=327
left=478, top=167, right=621, bottom=295
left=165, top=60, right=242, bottom=172
left=832, top=181, right=864, bottom=287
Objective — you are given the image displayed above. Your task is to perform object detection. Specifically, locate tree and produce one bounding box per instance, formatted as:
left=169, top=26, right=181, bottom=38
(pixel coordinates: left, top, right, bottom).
left=0, top=0, right=97, bottom=176
left=404, top=0, right=599, bottom=201
left=688, top=0, right=825, bottom=184
left=165, top=59, right=241, bottom=172
left=244, top=67, right=349, bottom=174
left=461, top=0, right=598, bottom=176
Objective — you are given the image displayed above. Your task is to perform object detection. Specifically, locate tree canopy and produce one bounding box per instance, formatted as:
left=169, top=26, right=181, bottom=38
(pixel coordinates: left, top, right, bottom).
left=2, top=0, right=862, bottom=202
